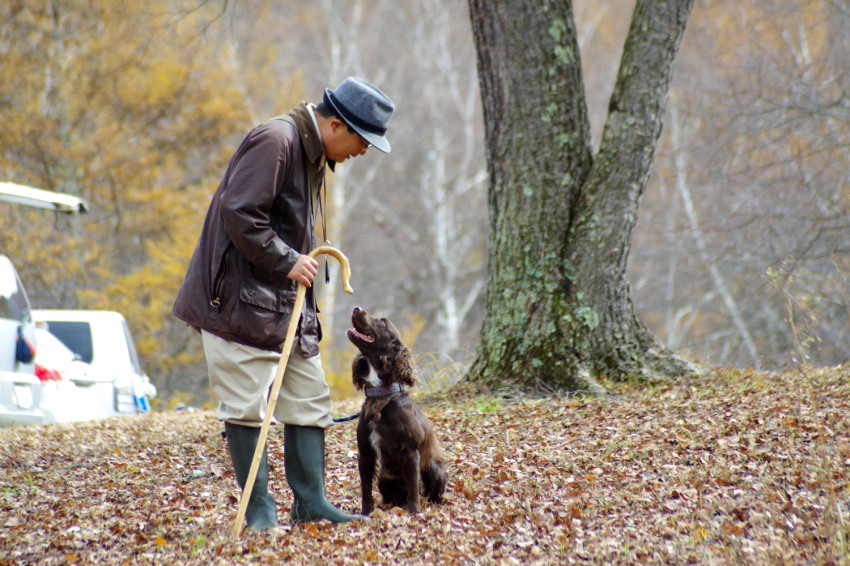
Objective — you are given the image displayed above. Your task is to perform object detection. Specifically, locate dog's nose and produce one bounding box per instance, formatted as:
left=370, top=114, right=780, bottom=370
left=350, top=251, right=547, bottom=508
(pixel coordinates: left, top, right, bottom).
left=353, top=306, right=362, bottom=313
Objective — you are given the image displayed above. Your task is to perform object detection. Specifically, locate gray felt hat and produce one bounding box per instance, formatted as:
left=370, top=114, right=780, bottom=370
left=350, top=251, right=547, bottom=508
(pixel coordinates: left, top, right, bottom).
left=323, top=77, right=395, bottom=153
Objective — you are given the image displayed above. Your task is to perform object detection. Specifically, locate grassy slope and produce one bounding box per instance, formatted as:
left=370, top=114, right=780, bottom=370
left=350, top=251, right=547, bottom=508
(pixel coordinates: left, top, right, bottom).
left=0, top=367, right=848, bottom=564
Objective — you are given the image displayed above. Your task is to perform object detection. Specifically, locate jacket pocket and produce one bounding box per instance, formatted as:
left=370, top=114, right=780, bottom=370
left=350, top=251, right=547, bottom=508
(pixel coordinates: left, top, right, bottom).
left=230, top=278, right=297, bottom=350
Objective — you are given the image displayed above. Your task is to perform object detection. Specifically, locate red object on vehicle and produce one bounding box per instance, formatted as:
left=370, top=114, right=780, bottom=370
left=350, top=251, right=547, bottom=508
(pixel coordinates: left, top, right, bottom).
left=35, top=364, right=64, bottom=382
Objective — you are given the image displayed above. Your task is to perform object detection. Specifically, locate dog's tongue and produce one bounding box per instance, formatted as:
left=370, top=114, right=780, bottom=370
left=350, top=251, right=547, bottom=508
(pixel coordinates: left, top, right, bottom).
left=350, top=328, right=375, bottom=343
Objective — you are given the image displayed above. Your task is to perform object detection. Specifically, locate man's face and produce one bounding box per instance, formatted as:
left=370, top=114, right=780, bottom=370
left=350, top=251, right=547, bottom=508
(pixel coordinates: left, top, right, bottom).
left=325, top=119, right=371, bottom=163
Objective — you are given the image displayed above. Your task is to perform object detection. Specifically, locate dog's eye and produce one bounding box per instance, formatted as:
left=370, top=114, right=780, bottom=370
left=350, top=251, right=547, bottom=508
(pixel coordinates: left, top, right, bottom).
left=380, top=318, right=388, bottom=326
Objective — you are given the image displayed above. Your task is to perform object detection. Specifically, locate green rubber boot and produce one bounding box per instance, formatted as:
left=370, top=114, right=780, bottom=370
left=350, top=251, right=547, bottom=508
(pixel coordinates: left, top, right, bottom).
left=283, top=424, right=365, bottom=524
left=224, top=422, right=278, bottom=531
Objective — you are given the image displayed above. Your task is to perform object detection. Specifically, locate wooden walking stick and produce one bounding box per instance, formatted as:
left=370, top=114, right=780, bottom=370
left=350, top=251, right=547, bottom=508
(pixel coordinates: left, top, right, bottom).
left=230, top=245, right=353, bottom=538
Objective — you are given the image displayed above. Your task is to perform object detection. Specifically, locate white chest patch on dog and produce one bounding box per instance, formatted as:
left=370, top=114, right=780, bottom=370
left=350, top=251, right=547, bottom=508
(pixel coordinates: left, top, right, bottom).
left=364, top=361, right=382, bottom=388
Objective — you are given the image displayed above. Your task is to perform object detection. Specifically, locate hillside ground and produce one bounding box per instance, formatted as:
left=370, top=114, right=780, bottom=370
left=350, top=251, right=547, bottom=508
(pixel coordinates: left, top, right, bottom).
left=1, top=367, right=848, bottom=564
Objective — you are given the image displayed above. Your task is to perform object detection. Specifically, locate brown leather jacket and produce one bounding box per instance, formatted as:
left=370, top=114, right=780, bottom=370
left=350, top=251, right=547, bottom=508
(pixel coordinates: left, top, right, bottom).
left=172, top=104, right=326, bottom=355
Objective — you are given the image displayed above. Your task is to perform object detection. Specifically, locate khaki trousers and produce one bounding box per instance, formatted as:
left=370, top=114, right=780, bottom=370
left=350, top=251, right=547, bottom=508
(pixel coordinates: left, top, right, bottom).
left=202, top=330, right=332, bottom=428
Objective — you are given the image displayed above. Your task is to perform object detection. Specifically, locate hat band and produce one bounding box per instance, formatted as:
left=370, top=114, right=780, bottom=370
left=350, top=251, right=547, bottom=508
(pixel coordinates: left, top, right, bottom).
left=327, top=92, right=388, bottom=137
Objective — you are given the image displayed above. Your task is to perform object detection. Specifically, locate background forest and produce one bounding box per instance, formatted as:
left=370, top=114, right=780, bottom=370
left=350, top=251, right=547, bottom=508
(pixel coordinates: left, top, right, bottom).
left=1, top=0, right=848, bottom=406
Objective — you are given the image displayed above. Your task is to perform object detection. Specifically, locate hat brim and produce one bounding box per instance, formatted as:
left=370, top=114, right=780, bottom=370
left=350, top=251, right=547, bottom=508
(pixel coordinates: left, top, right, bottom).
left=324, top=88, right=392, bottom=154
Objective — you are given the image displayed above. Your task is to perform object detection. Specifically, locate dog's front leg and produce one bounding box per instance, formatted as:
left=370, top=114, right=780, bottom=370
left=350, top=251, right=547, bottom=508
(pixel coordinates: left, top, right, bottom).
left=357, top=442, right=377, bottom=515
left=402, top=450, right=422, bottom=513
left=358, top=454, right=376, bottom=515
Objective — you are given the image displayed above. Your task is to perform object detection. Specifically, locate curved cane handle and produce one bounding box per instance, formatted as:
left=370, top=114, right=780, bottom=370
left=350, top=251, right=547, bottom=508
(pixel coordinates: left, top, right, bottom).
left=307, top=245, right=354, bottom=294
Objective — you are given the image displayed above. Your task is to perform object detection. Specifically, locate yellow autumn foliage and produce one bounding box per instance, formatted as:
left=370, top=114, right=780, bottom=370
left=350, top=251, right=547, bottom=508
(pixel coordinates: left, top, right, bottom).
left=0, top=0, right=304, bottom=405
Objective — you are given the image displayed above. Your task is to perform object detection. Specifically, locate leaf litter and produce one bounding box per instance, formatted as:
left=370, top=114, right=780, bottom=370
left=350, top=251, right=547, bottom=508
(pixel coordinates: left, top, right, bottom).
left=0, top=367, right=848, bottom=564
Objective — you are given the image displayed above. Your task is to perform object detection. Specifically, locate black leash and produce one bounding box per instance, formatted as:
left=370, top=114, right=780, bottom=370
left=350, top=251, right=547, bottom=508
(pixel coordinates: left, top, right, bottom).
left=332, top=412, right=361, bottom=423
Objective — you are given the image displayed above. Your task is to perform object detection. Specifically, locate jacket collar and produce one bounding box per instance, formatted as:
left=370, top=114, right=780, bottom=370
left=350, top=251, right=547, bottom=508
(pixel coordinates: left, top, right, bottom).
left=287, top=103, right=336, bottom=171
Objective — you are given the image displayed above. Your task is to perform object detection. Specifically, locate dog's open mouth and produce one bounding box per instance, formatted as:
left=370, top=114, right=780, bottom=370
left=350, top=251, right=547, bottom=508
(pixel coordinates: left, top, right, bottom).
left=348, top=311, right=375, bottom=343
left=348, top=327, right=374, bottom=343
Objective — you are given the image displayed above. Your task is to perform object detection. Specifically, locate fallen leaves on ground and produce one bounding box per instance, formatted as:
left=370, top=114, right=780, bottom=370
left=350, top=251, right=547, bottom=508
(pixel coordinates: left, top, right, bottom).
left=1, top=367, right=848, bottom=564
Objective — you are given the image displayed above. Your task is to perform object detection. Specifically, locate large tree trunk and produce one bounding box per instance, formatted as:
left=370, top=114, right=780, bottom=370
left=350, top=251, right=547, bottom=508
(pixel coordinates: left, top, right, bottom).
left=467, top=0, right=701, bottom=391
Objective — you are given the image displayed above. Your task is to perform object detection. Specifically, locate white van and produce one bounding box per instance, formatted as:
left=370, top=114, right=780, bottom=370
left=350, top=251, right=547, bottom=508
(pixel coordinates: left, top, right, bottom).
left=0, top=254, right=36, bottom=373
left=0, top=182, right=158, bottom=426
left=0, top=253, right=41, bottom=425
left=31, top=310, right=156, bottom=416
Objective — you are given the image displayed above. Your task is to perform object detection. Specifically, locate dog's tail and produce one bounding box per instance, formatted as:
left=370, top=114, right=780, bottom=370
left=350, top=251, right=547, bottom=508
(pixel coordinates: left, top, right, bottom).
left=423, top=460, right=448, bottom=504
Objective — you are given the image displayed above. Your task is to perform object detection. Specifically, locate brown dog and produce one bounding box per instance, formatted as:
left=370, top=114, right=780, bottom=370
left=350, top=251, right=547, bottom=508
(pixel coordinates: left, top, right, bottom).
left=347, top=306, right=448, bottom=514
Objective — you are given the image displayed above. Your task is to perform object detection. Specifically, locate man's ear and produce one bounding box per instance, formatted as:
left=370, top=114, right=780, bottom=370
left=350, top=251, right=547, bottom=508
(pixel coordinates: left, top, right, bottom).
left=330, top=117, right=347, bottom=134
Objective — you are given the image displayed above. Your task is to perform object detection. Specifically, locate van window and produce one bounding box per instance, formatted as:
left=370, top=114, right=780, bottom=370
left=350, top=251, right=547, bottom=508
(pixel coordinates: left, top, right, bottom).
left=0, top=255, right=31, bottom=321
left=43, top=321, right=94, bottom=364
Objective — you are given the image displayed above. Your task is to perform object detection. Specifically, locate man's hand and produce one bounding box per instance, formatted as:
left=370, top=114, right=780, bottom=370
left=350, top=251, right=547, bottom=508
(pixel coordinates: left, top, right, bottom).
left=287, top=255, right=319, bottom=287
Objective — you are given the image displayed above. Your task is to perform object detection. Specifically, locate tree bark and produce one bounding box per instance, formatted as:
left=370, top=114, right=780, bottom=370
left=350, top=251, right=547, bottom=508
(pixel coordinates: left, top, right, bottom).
left=467, top=0, right=702, bottom=391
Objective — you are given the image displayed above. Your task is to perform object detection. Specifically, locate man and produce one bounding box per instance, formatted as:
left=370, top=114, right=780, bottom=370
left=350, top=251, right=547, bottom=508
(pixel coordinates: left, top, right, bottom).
left=172, top=77, right=395, bottom=530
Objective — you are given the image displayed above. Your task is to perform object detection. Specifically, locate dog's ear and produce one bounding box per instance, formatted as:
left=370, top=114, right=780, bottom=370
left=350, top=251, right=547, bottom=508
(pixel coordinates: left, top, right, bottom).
left=352, top=354, right=369, bottom=390
left=389, top=343, right=418, bottom=388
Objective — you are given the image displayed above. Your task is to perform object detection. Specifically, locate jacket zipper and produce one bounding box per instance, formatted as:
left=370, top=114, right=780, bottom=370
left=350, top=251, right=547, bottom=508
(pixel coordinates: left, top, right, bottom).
left=210, top=246, right=229, bottom=309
